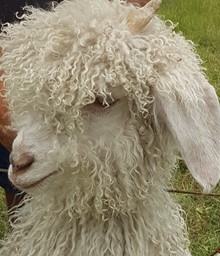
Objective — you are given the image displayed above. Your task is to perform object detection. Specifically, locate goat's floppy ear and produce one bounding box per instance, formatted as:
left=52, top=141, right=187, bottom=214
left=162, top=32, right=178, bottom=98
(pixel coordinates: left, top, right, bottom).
left=153, top=63, right=220, bottom=193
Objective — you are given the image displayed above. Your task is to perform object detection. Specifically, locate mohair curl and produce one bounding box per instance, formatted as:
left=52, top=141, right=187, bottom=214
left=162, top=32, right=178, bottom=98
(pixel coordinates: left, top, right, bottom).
left=0, top=0, right=220, bottom=255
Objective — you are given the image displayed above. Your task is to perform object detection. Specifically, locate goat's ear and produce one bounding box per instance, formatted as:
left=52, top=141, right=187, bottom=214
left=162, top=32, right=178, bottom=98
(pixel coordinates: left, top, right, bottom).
left=153, top=64, right=220, bottom=193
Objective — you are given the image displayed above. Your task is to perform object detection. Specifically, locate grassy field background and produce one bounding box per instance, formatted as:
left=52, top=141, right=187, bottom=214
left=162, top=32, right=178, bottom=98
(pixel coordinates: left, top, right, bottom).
left=160, top=1, right=220, bottom=255
left=0, top=0, right=220, bottom=255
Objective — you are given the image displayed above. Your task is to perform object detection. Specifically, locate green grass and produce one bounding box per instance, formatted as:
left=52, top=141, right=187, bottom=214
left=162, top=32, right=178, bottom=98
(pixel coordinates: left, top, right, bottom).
left=159, top=1, right=220, bottom=255
left=159, top=0, right=220, bottom=94
left=0, top=189, right=8, bottom=240
left=0, top=0, right=220, bottom=255
left=172, top=171, right=220, bottom=256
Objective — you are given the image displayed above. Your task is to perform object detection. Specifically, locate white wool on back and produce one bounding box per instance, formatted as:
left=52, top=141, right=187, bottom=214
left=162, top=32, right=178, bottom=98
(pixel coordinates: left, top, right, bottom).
left=0, top=0, right=220, bottom=255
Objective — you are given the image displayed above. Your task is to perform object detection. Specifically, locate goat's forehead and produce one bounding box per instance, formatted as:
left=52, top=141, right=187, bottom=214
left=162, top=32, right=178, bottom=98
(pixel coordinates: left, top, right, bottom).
left=1, top=0, right=177, bottom=130
left=50, top=0, right=131, bottom=29
left=17, top=0, right=134, bottom=40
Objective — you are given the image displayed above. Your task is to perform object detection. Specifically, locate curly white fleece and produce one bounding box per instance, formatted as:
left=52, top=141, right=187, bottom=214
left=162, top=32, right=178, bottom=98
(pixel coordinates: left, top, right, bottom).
left=1, top=0, right=219, bottom=255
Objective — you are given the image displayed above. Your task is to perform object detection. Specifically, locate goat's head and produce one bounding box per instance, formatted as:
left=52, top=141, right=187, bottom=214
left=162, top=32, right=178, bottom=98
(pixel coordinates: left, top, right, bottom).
left=1, top=0, right=220, bottom=202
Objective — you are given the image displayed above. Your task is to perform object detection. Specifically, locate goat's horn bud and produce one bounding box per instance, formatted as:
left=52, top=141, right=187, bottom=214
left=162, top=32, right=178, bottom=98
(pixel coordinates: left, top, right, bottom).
left=127, top=0, right=162, bottom=33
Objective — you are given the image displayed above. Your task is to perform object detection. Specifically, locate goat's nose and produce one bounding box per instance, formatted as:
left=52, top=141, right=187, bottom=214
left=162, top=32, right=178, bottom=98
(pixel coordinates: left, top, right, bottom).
left=10, top=153, right=34, bottom=174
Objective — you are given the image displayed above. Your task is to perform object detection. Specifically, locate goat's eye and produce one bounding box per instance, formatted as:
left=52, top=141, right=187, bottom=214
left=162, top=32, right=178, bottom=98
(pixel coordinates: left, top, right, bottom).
left=94, top=96, right=116, bottom=108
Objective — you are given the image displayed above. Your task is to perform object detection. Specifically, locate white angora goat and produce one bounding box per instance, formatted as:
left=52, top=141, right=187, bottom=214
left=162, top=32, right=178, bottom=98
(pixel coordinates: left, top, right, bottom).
left=0, top=0, right=220, bottom=255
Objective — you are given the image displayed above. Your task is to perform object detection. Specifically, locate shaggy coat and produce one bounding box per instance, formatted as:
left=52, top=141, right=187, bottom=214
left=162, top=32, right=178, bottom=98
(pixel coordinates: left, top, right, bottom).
left=0, top=0, right=220, bottom=255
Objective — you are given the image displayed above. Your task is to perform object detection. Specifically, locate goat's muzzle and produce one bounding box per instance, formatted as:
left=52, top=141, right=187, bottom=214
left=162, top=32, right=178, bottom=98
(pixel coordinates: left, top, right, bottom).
left=10, top=153, right=35, bottom=174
